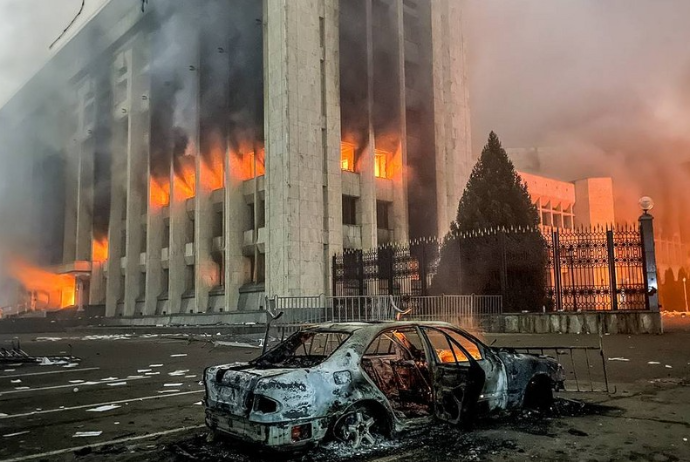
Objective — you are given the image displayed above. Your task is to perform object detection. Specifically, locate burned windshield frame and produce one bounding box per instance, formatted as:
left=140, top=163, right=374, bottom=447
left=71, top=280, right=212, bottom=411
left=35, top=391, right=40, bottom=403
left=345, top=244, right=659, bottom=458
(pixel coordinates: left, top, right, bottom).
left=252, top=330, right=352, bottom=369
left=420, top=326, right=477, bottom=366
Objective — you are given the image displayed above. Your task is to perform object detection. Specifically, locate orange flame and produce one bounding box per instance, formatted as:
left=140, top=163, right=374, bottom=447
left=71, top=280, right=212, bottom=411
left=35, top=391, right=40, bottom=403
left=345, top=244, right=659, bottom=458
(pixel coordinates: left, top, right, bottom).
left=150, top=178, right=170, bottom=207
left=174, top=155, right=196, bottom=200
left=8, top=259, right=76, bottom=309
left=232, top=148, right=266, bottom=181
left=92, top=237, right=109, bottom=262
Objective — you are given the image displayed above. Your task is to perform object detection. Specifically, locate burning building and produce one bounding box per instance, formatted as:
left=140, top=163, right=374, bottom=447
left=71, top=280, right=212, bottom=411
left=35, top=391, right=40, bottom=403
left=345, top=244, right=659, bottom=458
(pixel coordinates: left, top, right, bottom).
left=0, top=0, right=472, bottom=317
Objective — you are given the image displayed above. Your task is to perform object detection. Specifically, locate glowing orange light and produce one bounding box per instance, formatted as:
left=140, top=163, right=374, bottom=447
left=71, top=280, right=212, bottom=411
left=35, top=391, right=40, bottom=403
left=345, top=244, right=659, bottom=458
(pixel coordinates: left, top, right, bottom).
left=341, top=143, right=355, bottom=172
left=150, top=178, right=170, bottom=207
left=374, top=150, right=388, bottom=178
left=7, top=258, right=76, bottom=309
left=92, top=237, right=109, bottom=262
left=174, top=155, right=196, bottom=200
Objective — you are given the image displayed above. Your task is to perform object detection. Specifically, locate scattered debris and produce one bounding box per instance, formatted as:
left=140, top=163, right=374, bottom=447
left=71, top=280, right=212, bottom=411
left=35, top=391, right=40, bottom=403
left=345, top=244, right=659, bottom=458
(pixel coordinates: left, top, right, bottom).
left=3, top=430, right=30, bottom=438
left=149, top=364, right=164, bottom=368
left=87, top=405, right=122, bottom=413
left=607, top=357, right=630, bottom=362
left=648, top=361, right=661, bottom=365
left=73, top=431, right=103, bottom=437
left=665, top=365, right=673, bottom=369
left=164, top=383, right=183, bottom=387
left=10, top=379, right=21, bottom=384
left=70, top=380, right=85, bottom=384
left=107, top=382, right=128, bottom=387
left=145, top=372, right=160, bottom=376
left=138, top=369, right=152, bottom=373
left=168, top=370, right=189, bottom=376
left=170, top=354, right=188, bottom=358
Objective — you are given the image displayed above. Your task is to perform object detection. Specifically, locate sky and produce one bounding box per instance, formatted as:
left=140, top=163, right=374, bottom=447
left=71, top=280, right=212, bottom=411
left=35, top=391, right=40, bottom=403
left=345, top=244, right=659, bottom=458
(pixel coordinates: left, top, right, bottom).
left=0, top=0, right=689, bottom=231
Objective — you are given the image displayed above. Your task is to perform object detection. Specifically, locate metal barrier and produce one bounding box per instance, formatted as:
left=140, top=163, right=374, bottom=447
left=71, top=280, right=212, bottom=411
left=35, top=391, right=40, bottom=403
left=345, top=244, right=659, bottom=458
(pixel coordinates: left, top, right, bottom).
left=511, top=344, right=610, bottom=393
left=265, top=294, right=503, bottom=343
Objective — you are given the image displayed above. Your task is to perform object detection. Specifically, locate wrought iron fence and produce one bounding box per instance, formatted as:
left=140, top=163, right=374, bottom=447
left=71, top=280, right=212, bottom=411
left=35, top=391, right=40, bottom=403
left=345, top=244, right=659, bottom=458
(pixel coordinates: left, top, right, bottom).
left=545, top=225, right=647, bottom=311
left=332, top=223, right=652, bottom=312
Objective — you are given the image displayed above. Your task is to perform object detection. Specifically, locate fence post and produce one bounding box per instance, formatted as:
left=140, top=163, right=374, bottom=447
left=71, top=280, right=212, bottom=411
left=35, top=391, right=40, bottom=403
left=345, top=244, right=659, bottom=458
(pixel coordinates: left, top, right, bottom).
left=332, top=255, right=337, bottom=297
left=357, top=250, right=365, bottom=296
left=499, top=231, right=507, bottom=306
left=552, top=230, right=562, bottom=311
left=606, top=229, right=619, bottom=311
left=639, top=212, right=659, bottom=311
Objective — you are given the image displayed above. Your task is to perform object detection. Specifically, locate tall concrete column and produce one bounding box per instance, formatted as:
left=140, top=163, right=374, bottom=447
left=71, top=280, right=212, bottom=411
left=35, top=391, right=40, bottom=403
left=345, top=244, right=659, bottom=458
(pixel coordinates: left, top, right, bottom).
left=123, top=40, right=149, bottom=317
left=169, top=35, right=200, bottom=315
left=62, top=141, right=78, bottom=263
left=360, top=0, right=377, bottom=250
left=391, top=0, right=409, bottom=243
left=75, top=138, right=94, bottom=261
left=224, top=152, right=249, bottom=311
left=430, top=0, right=472, bottom=237
left=264, top=0, right=342, bottom=297
left=194, top=151, right=214, bottom=313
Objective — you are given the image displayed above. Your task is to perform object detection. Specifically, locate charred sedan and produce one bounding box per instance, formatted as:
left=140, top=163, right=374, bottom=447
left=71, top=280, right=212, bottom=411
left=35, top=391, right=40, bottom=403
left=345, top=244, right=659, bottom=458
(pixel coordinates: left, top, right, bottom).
left=203, top=321, right=565, bottom=450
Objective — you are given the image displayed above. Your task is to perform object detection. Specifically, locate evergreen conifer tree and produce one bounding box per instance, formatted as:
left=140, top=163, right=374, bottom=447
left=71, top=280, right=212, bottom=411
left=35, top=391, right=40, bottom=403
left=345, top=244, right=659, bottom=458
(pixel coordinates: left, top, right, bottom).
left=431, top=132, right=548, bottom=312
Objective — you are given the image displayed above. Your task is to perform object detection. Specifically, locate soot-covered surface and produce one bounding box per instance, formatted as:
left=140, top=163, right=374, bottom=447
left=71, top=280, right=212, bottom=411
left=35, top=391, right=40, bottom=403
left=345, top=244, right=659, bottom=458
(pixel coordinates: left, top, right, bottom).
left=146, top=398, right=622, bottom=462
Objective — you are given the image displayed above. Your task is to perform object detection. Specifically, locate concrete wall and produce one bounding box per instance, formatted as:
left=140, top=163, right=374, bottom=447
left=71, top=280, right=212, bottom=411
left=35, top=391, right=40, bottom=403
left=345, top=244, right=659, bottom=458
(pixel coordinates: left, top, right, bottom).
left=486, top=311, right=663, bottom=335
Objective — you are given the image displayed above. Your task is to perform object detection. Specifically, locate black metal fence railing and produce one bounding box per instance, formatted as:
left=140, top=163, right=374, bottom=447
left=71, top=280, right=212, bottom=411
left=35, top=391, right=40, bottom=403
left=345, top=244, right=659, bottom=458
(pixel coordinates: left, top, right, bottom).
left=545, top=225, right=647, bottom=311
left=333, top=223, right=650, bottom=312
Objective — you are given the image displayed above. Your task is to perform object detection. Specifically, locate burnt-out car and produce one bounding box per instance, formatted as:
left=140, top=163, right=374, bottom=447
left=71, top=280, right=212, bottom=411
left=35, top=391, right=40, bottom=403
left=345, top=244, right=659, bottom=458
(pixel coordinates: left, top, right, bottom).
left=203, top=321, right=565, bottom=450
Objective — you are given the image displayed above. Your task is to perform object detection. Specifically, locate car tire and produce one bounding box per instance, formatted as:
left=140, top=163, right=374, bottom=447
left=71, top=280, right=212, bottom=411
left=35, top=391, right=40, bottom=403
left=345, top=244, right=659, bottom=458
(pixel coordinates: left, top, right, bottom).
left=523, top=376, right=554, bottom=411
left=333, top=404, right=383, bottom=449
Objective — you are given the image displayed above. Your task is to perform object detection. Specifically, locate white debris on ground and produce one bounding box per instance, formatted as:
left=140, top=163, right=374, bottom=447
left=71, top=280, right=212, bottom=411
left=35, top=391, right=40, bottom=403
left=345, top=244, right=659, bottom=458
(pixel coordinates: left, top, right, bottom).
left=138, top=369, right=152, bottom=373
left=86, top=404, right=121, bottom=412
left=665, top=365, right=673, bottom=369
left=648, top=361, right=661, bottom=365
left=149, top=364, right=163, bottom=368
left=0, top=413, right=8, bottom=417
left=607, top=357, right=630, bottom=362
left=168, top=370, right=189, bottom=376
left=39, top=357, right=69, bottom=366
left=170, top=354, right=187, bottom=357
left=107, top=382, right=128, bottom=387
left=145, top=372, right=160, bottom=376
left=164, top=383, right=183, bottom=387
left=3, top=431, right=30, bottom=438
left=212, top=341, right=260, bottom=349
left=10, top=379, right=21, bottom=384
left=73, top=431, right=103, bottom=437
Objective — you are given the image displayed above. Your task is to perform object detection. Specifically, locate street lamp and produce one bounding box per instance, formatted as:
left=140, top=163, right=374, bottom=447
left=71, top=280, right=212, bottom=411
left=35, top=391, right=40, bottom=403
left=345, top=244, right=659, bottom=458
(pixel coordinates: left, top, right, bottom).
left=639, top=196, right=655, bottom=214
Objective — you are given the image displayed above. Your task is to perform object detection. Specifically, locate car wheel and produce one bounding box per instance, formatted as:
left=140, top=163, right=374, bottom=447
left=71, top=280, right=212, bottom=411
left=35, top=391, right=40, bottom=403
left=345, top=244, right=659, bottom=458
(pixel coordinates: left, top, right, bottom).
left=334, top=405, right=381, bottom=449
left=523, top=376, right=554, bottom=411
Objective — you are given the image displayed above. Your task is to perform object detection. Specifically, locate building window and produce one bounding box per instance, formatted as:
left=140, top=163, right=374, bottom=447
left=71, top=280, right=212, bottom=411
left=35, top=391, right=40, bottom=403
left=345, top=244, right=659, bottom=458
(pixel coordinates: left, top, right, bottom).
left=342, top=195, right=358, bottom=225
left=160, top=269, right=169, bottom=297
left=374, top=150, right=387, bottom=178
left=377, top=201, right=391, bottom=230
left=213, top=211, right=223, bottom=237
left=185, top=265, right=195, bottom=293
left=163, top=219, right=170, bottom=248
left=341, top=143, right=355, bottom=172
left=257, top=200, right=266, bottom=228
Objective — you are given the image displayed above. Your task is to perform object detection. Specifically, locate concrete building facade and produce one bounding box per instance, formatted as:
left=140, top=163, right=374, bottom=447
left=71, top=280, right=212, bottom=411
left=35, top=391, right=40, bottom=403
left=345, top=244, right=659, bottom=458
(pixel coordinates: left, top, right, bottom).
left=0, top=0, right=473, bottom=316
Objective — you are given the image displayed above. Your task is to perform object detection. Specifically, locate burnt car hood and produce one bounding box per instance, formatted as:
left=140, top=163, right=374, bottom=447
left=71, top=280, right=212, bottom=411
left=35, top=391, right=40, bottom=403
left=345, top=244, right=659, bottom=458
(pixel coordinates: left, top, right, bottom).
left=205, top=363, right=342, bottom=423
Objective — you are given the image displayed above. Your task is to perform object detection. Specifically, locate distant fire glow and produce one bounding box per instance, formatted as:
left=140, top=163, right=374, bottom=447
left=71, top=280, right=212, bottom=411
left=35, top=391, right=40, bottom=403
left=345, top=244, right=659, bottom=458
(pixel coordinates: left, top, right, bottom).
left=8, top=258, right=76, bottom=309
left=92, top=237, right=109, bottom=262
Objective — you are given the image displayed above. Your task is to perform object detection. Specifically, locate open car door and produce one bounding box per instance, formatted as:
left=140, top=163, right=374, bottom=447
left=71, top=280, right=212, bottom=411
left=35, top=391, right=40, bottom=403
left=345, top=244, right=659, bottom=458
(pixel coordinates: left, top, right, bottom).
left=420, top=327, right=486, bottom=426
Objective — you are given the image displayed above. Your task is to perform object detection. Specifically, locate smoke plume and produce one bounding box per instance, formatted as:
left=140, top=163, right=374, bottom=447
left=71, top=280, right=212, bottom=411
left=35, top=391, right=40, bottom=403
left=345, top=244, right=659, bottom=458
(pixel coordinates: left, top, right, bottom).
left=465, top=0, right=690, bottom=239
